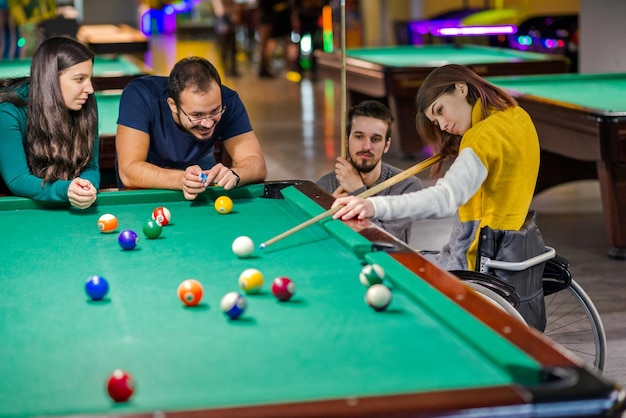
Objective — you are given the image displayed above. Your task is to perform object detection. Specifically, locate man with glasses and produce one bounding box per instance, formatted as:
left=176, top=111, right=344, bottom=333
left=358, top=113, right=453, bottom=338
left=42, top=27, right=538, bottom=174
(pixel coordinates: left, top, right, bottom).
left=116, top=56, right=267, bottom=200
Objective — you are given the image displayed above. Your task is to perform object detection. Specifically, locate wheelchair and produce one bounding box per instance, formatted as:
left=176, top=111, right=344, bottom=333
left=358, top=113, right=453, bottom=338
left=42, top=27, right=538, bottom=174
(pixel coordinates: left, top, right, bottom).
left=448, top=212, right=607, bottom=371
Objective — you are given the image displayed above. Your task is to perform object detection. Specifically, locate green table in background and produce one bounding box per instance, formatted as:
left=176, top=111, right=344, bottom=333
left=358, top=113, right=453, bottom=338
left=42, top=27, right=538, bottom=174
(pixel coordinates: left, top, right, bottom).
left=0, top=54, right=151, bottom=91
left=315, top=44, right=569, bottom=157
left=488, top=72, right=626, bottom=259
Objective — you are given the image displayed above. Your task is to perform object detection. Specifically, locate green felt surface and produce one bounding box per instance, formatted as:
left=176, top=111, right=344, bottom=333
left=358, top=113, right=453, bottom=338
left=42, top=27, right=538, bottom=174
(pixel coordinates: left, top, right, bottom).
left=0, top=185, right=538, bottom=417
left=0, top=55, right=145, bottom=80
left=95, top=91, right=121, bottom=136
left=345, top=44, right=560, bottom=68
left=488, top=72, right=626, bottom=115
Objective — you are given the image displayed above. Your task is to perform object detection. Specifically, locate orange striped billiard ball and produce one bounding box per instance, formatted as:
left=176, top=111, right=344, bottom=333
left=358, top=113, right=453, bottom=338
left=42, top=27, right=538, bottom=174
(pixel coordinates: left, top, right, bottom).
left=97, top=214, right=118, bottom=233
left=178, top=279, right=203, bottom=306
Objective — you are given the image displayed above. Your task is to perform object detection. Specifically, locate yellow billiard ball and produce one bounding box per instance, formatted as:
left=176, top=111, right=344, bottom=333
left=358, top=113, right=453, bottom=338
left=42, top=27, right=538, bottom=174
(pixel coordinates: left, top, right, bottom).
left=214, top=196, right=233, bottom=214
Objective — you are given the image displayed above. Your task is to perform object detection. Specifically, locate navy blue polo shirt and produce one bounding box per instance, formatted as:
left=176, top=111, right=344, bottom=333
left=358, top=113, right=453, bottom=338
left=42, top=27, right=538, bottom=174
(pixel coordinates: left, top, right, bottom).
left=117, top=76, right=252, bottom=171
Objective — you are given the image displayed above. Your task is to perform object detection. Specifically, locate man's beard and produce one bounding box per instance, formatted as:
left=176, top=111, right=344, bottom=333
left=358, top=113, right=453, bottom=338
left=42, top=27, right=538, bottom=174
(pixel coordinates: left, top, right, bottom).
left=351, top=152, right=378, bottom=173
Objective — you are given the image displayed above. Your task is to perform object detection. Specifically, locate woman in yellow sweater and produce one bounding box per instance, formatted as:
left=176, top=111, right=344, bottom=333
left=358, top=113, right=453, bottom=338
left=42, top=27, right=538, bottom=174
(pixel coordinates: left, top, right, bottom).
left=332, top=64, right=540, bottom=271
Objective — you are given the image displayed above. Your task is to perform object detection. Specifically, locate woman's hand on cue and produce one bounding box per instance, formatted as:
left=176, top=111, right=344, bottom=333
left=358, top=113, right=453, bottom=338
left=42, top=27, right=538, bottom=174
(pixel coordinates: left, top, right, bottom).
left=331, top=196, right=375, bottom=221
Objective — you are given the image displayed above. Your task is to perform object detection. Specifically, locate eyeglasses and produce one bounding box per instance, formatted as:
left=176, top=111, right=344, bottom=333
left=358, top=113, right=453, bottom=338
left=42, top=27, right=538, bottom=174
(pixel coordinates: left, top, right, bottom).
left=176, top=103, right=227, bottom=124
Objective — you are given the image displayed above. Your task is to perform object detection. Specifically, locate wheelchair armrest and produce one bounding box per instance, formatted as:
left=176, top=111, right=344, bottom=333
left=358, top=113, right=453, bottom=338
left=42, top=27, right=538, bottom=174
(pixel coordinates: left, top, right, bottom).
left=482, top=246, right=556, bottom=272
left=450, top=270, right=521, bottom=308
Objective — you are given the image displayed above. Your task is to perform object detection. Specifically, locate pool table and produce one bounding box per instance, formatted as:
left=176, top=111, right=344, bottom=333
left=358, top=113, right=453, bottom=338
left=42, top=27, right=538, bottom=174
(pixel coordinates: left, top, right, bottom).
left=77, top=24, right=150, bottom=56
left=487, top=73, right=626, bottom=260
left=0, top=54, right=152, bottom=91
left=0, top=181, right=624, bottom=417
left=315, top=45, right=569, bottom=158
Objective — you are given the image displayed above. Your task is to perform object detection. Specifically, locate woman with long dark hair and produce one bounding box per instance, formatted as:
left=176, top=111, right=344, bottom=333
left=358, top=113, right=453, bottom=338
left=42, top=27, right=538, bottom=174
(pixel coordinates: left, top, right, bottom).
left=0, top=36, right=99, bottom=209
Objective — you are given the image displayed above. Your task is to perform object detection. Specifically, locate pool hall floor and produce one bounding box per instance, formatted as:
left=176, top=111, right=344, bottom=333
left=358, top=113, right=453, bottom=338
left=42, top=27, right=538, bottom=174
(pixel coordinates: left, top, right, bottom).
left=143, top=34, right=626, bottom=385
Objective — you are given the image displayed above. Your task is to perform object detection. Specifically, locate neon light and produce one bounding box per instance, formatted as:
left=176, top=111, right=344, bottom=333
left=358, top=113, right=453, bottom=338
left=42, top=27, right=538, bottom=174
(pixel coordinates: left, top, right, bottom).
left=322, top=5, right=333, bottom=53
left=434, top=25, right=517, bottom=36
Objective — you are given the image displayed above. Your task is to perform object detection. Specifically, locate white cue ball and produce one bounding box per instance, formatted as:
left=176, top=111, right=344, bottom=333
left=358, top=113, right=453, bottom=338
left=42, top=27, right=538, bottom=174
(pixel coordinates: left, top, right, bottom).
left=365, top=284, right=392, bottom=311
left=232, top=236, right=255, bottom=258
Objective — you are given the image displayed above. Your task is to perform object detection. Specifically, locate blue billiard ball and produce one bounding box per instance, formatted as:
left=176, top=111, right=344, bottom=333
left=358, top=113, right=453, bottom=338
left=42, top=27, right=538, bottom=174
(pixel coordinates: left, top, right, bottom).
left=220, top=292, right=247, bottom=319
left=85, top=275, right=109, bottom=301
left=118, top=230, right=138, bottom=251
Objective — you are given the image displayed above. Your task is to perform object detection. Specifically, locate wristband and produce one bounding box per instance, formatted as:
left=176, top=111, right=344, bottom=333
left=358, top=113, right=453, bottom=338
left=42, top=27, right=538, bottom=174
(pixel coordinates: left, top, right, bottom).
left=230, top=169, right=241, bottom=187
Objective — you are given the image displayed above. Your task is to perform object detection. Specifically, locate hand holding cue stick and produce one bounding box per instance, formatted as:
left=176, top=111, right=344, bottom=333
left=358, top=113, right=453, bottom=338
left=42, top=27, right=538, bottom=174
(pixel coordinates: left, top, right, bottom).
left=340, top=0, right=347, bottom=159
left=259, top=153, right=443, bottom=249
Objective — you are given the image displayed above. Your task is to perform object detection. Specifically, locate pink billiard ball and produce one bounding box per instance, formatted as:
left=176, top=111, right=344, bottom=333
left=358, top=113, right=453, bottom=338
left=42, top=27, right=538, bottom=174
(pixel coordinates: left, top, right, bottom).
left=152, top=206, right=171, bottom=226
left=271, top=277, right=295, bottom=302
left=106, top=369, right=134, bottom=403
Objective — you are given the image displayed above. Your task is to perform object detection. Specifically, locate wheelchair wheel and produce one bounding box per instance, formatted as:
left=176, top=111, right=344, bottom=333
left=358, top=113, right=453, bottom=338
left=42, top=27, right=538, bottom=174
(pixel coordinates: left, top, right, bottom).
left=543, top=279, right=607, bottom=371
left=464, top=282, right=527, bottom=325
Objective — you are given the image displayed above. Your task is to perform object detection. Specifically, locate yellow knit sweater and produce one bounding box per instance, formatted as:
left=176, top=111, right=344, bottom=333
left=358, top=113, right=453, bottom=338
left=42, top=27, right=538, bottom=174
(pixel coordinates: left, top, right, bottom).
left=459, top=100, right=540, bottom=268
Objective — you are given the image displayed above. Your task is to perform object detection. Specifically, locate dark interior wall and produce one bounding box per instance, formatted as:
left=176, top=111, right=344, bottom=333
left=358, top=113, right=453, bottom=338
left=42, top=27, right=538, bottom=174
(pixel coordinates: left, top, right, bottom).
left=81, top=0, right=138, bottom=27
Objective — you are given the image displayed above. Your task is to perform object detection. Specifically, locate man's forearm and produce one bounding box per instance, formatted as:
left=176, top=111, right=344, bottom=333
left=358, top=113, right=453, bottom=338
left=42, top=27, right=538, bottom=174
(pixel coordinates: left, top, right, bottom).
left=120, top=161, right=184, bottom=190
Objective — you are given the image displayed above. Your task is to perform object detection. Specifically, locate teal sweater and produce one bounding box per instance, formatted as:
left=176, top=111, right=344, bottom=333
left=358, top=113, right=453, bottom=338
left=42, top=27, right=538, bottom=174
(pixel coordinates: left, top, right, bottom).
left=0, top=83, right=100, bottom=203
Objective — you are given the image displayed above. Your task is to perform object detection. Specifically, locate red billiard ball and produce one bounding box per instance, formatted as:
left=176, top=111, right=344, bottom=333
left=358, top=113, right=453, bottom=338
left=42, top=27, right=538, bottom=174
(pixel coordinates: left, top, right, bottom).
left=177, top=279, right=203, bottom=306
left=152, top=207, right=171, bottom=226
left=106, top=369, right=134, bottom=403
left=271, top=277, right=295, bottom=302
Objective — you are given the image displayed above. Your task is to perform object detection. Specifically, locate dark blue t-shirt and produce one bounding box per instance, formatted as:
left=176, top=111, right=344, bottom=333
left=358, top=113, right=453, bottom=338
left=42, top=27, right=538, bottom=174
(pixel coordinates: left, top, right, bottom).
left=117, top=76, right=252, bottom=171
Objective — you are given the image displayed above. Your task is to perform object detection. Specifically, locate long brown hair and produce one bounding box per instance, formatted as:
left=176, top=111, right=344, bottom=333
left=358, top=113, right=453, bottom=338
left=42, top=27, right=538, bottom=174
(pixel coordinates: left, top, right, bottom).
left=26, top=36, right=97, bottom=183
left=415, top=64, right=517, bottom=168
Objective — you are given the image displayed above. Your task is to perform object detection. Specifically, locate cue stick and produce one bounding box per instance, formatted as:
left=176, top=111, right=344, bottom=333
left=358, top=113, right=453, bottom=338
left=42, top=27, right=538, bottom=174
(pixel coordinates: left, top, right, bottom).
left=259, top=153, right=443, bottom=249
left=340, top=0, right=347, bottom=159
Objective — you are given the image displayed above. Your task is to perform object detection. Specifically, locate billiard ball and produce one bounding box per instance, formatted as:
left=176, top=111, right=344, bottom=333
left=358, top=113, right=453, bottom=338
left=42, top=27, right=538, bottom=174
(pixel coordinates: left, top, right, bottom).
left=97, top=214, right=118, bottom=233
left=232, top=236, right=254, bottom=258
left=238, top=268, right=264, bottom=293
left=359, top=263, right=385, bottom=287
left=271, top=277, right=295, bottom=302
left=85, top=275, right=109, bottom=301
left=118, top=230, right=138, bottom=251
left=214, top=196, right=233, bottom=214
left=152, top=206, right=171, bottom=226
left=106, top=369, right=134, bottom=403
left=177, top=279, right=203, bottom=306
left=365, top=284, right=392, bottom=311
left=142, top=219, right=162, bottom=239
left=220, top=292, right=246, bottom=319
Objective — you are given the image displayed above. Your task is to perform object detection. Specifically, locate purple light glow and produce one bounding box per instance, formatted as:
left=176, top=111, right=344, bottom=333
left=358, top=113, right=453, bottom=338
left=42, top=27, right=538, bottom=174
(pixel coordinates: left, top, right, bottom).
left=434, top=25, right=517, bottom=36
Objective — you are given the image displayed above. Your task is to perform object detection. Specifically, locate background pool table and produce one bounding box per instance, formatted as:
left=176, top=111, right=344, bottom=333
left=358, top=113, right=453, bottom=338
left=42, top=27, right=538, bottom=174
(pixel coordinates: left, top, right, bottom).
left=487, top=73, right=626, bottom=260
left=0, top=182, right=623, bottom=417
left=0, top=54, right=152, bottom=91
left=315, top=44, right=570, bottom=158
left=77, top=24, right=149, bottom=56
